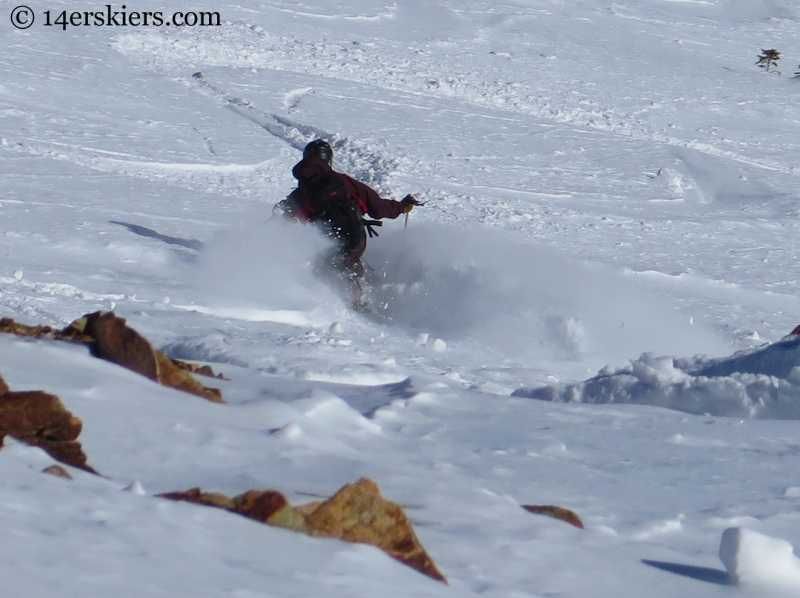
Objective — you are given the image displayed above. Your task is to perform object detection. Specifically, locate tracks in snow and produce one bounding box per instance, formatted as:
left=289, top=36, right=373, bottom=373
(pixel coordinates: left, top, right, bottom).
left=113, top=23, right=800, bottom=179
left=188, top=71, right=399, bottom=194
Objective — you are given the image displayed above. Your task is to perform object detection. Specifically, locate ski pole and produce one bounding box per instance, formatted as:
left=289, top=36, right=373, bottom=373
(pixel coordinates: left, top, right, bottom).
left=403, top=197, right=427, bottom=230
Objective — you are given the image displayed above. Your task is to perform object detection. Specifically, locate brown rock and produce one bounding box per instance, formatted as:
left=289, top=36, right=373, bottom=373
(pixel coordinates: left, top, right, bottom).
left=522, top=504, right=585, bottom=529
left=300, top=478, right=447, bottom=582
left=170, top=359, right=228, bottom=380
left=790, top=325, right=800, bottom=336
left=0, top=314, right=224, bottom=402
left=0, top=391, right=83, bottom=441
left=158, top=487, right=237, bottom=511
left=0, top=317, right=93, bottom=344
left=31, top=439, right=94, bottom=473
left=70, top=312, right=225, bottom=403
left=0, top=318, right=55, bottom=338
left=42, top=464, right=72, bottom=479
left=234, top=490, right=291, bottom=522
left=80, top=311, right=159, bottom=380
left=158, top=478, right=447, bottom=583
left=0, top=386, right=96, bottom=473
left=155, top=351, right=224, bottom=403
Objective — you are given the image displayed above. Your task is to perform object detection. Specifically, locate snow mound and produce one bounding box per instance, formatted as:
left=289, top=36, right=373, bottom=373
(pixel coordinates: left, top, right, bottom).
left=294, top=393, right=382, bottom=434
left=720, top=527, right=800, bottom=593
left=513, top=335, right=800, bottom=419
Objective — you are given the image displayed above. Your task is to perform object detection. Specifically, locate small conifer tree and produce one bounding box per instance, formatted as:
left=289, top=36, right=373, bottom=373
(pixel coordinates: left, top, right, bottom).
left=756, top=49, right=781, bottom=73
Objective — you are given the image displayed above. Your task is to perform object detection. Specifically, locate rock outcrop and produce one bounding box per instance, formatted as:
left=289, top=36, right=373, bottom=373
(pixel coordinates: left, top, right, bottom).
left=65, top=311, right=225, bottom=403
left=0, top=374, right=96, bottom=473
left=522, top=504, right=584, bottom=529
left=0, top=313, right=226, bottom=402
left=159, top=478, right=447, bottom=583
left=0, top=317, right=93, bottom=343
left=42, top=464, right=73, bottom=479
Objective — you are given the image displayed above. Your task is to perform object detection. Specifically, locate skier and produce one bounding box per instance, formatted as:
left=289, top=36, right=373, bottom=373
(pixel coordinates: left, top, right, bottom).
left=276, top=139, right=420, bottom=309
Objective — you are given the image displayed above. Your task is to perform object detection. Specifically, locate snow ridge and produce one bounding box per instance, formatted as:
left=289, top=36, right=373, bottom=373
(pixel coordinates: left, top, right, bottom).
left=515, top=336, right=800, bottom=419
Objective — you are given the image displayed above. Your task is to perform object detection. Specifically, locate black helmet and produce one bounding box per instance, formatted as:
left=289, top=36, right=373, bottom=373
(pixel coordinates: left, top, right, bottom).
left=303, top=139, right=333, bottom=165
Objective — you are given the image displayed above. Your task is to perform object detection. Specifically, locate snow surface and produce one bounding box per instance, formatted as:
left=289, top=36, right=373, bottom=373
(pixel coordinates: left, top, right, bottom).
left=4, top=0, right=800, bottom=596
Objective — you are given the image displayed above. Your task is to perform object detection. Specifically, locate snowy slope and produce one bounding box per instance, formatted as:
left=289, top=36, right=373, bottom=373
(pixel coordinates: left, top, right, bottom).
left=4, top=0, right=800, bottom=596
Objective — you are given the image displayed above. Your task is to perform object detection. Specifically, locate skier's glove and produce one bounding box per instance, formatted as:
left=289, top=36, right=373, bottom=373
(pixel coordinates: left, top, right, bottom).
left=401, top=194, right=421, bottom=213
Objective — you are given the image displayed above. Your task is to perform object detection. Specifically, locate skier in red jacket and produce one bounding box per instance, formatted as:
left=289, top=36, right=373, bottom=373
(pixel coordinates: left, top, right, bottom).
left=277, top=139, right=420, bottom=308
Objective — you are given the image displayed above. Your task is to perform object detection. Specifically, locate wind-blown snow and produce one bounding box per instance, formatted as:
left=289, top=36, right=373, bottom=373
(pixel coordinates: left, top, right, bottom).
left=4, top=0, right=800, bottom=596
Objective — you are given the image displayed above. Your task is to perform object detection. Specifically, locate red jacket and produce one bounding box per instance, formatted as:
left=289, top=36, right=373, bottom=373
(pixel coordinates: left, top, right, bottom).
left=289, top=157, right=406, bottom=220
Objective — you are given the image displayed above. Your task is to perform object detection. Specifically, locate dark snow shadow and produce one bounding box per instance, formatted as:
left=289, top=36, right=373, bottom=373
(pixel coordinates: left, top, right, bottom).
left=110, top=221, right=205, bottom=251
left=641, top=560, right=732, bottom=585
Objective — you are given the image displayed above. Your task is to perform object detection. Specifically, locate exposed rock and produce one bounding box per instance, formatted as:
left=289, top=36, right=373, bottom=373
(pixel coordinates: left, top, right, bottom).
left=158, top=487, right=237, bottom=511
left=0, top=391, right=83, bottom=439
left=522, top=504, right=585, bottom=529
left=78, top=311, right=158, bottom=379
left=234, top=490, right=292, bottom=523
left=158, top=478, right=447, bottom=583
left=0, top=375, right=96, bottom=473
left=0, top=314, right=226, bottom=402
left=169, top=359, right=229, bottom=380
left=304, top=478, right=447, bottom=582
left=69, top=312, right=225, bottom=403
left=0, top=317, right=93, bottom=344
left=42, top=464, right=72, bottom=479
left=30, top=438, right=93, bottom=472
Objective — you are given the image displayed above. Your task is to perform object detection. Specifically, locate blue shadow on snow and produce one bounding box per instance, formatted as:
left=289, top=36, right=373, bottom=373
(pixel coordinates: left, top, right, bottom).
left=641, top=560, right=732, bottom=585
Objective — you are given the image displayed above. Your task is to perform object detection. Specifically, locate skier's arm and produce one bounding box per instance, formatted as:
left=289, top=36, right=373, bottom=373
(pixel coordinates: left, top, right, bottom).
left=347, top=177, right=407, bottom=220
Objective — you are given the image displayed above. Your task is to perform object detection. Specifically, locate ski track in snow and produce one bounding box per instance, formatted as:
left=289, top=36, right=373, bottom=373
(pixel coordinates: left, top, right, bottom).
left=113, top=19, right=800, bottom=177
left=1, top=133, right=283, bottom=201
left=187, top=71, right=399, bottom=193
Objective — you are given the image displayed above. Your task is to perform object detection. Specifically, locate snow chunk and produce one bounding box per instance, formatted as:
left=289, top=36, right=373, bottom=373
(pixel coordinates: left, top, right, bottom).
left=514, top=336, right=800, bottom=419
left=294, top=394, right=381, bottom=434
left=270, top=422, right=303, bottom=439
left=720, top=527, right=800, bottom=592
left=123, top=480, right=146, bottom=495
left=302, top=370, right=406, bottom=386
